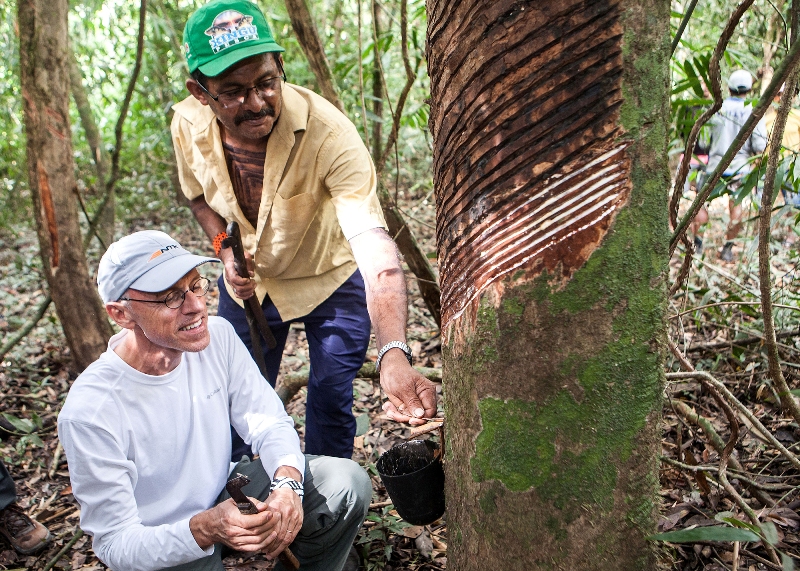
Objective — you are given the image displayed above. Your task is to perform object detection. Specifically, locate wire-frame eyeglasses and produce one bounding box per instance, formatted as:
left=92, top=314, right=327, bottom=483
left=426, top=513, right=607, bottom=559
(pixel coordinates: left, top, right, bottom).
left=119, top=277, right=210, bottom=309
left=196, top=63, right=287, bottom=109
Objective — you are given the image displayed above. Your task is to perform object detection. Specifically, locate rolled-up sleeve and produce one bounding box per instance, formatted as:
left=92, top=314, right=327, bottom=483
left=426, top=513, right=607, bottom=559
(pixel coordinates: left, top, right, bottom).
left=170, top=114, right=206, bottom=202
left=321, top=123, right=387, bottom=240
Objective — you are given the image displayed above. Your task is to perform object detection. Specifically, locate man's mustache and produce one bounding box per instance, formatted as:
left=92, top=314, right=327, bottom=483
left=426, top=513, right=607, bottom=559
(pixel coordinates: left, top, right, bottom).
left=234, top=106, right=275, bottom=125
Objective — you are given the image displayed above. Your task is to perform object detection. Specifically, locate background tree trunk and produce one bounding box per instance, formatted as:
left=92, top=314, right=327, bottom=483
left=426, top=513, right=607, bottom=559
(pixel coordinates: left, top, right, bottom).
left=19, top=0, right=112, bottom=371
left=283, top=0, right=344, bottom=111
left=428, top=0, right=670, bottom=569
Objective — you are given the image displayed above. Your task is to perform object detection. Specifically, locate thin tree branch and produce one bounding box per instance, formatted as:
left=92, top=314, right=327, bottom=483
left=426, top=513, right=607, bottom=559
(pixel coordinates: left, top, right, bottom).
left=670, top=399, right=775, bottom=506
left=667, top=342, right=780, bottom=563
left=668, top=0, right=757, bottom=296
left=683, top=328, right=800, bottom=352
left=41, top=528, right=84, bottom=571
left=670, top=300, right=800, bottom=319
left=357, top=0, right=371, bottom=150
left=376, top=0, right=417, bottom=174
left=660, top=457, right=791, bottom=492
left=670, top=0, right=755, bottom=236
left=276, top=362, right=442, bottom=404
left=82, top=0, right=147, bottom=249
left=757, top=54, right=800, bottom=424
left=666, top=370, right=800, bottom=472
left=671, top=0, right=701, bottom=55
left=0, top=295, right=52, bottom=362
left=109, top=0, right=146, bottom=189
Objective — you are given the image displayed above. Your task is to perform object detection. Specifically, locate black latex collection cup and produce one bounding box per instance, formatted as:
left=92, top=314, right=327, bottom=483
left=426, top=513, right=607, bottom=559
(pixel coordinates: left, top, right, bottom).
left=376, top=439, right=445, bottom=525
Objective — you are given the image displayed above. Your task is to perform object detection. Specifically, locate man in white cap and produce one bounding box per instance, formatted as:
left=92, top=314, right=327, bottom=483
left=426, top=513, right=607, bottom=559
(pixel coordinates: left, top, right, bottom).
left=698, top=69, right=768, bottom=261
left=58, top=230, right=371, bottom=571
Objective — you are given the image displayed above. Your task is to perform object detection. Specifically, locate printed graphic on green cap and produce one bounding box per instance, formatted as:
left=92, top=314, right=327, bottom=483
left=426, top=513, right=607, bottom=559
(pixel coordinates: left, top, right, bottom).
left=183, top=0, right=284, bottom=77
left=206, top=10, right=257, bottom=54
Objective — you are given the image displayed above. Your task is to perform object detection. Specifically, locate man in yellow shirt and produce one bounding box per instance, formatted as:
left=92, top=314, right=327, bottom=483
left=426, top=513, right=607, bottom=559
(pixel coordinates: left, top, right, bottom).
left=172, top=0, right=436, bottom=461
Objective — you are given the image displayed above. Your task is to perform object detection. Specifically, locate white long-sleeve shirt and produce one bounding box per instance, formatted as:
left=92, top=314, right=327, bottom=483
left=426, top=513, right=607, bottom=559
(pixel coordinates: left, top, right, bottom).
left=58, top=317, right=304, bottom=571
left=706, top=96, right=768, bottom=176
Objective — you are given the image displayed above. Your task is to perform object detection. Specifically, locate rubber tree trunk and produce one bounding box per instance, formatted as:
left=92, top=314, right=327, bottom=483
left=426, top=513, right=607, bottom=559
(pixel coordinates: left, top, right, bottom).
left=19, top=0, right=112, bottom=371
left=427, top=1, right=670, bottom=569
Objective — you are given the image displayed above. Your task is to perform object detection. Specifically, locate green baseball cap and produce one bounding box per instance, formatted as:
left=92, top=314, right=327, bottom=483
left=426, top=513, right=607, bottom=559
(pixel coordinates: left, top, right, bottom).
left=183, top=0, right=284, bottom=77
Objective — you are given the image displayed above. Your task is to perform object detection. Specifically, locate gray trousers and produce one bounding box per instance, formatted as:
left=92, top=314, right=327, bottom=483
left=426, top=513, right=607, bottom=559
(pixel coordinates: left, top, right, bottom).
left=162, top=455, right=371, bottom=571
left=0, top=461, right=16, bottom=511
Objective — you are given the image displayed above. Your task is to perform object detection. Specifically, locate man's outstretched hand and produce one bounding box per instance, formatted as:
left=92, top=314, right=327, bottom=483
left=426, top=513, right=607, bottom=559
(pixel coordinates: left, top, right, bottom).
left=379, top=349, right=438, bottom=425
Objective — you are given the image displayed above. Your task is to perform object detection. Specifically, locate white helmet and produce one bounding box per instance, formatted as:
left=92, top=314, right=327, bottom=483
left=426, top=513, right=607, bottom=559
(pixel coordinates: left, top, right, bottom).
left=727, top=69, right=753, bottom=93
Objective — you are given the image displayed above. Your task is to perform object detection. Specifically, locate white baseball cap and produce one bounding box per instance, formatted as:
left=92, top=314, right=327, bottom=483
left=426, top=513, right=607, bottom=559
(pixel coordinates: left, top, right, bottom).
left=727, top=69, right=753, bottom=92
left=97, top=230, right=218, bottom=304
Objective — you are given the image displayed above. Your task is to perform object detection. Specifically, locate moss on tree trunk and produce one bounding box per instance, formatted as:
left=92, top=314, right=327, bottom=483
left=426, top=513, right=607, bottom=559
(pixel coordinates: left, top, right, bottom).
left=428, top=0, right=671, bottom=568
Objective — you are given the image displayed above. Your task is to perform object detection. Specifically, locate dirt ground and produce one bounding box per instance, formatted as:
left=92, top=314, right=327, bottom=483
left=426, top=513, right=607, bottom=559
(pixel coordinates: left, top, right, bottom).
left=1, top=189, right=800, bottom=569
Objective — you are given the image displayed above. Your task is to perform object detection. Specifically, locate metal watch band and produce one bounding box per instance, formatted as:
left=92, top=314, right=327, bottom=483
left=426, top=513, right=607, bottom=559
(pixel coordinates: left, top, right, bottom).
left=375, top=341, right=413, bottom=373
left=271, top=476, right=304, bottom=499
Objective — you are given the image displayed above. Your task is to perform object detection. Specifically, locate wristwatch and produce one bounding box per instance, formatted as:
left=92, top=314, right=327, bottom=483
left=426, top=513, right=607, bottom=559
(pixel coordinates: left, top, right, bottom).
left=271, top=476, right=304, bottom=500
left=375, top=341, right=413, bottom=372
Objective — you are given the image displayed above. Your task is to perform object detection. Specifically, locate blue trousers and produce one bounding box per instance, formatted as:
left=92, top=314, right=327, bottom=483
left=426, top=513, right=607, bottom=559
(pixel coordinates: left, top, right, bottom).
left=217, top=271, right=371, bottom=459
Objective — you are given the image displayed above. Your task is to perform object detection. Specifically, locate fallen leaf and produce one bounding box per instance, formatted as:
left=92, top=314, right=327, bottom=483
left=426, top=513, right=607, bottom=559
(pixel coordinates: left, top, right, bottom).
left=400, top=525, right=424, bottom=538
left=415, top=529, right=433, bottom=559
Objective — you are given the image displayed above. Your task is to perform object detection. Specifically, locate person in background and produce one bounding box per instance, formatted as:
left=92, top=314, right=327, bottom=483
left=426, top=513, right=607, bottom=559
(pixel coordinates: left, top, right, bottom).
left=0, top=460, right=52, bottom=555
left=700, top=69, right=768, bottom=262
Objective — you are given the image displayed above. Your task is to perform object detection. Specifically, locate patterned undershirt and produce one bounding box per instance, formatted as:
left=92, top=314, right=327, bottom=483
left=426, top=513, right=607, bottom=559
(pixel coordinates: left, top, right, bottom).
left=222, top=140, right=266, bottom=229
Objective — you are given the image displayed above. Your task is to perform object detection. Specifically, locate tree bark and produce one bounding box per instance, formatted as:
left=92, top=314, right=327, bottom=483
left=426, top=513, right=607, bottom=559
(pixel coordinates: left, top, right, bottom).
left=19, top=0, right=112, bottom=371
left=427, top=0, right=670, bottom=569
left=283, top=0, right=344, bottom=111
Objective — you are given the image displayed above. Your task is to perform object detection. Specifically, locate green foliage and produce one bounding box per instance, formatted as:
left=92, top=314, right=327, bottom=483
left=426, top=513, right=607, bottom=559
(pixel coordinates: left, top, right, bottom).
left=669, top=1, right=800, bottom=216
left=0, top=0, right=433, bottom=240
left=651, top=512, right=796, bottom=571
left=0, top=3, right=28, bottom=229
left=650, top=525, right=760, bottom=542
left=356, top=501, right=411, bottom=569
left=1, top=413, right=45, bottom=455
left=355, top=412, right=370, bottom=436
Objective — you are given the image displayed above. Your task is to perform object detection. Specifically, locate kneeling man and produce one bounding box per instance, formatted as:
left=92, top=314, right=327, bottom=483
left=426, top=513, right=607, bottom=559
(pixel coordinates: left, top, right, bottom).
left=58, top=231, right=370, bottom=571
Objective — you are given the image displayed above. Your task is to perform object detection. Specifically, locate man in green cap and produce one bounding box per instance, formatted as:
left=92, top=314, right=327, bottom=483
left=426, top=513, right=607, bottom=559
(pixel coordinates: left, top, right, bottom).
left=172, top=0, right=437, bottom=463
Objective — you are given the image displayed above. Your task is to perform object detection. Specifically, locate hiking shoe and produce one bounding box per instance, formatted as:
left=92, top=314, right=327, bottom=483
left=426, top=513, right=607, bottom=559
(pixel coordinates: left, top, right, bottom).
left=0, top=504, right=52, bottom=555
left=343, top=546, right=360, bottom=571
left=719, top=241, right=734, bottom=262
left=693, top=236, right=703, bottom=255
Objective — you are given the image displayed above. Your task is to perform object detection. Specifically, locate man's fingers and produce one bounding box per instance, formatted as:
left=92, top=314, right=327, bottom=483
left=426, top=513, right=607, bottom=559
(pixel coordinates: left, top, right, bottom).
left=244, top=252, right=256, bottom=277
left=382, top=401, right=427, bottom=426
left=417, top=379, right=438, bottom=418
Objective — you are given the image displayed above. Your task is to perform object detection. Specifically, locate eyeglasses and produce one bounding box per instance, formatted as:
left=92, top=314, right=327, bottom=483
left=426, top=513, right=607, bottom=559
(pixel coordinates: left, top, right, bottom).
left=197, top=68, right=286, bottom=109
left=119, top=277, right=210, bottom=309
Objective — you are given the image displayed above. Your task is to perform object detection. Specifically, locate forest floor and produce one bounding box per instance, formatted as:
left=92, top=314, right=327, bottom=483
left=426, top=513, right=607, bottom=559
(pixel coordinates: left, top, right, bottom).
left=1, top=192, right=800, bottom=570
